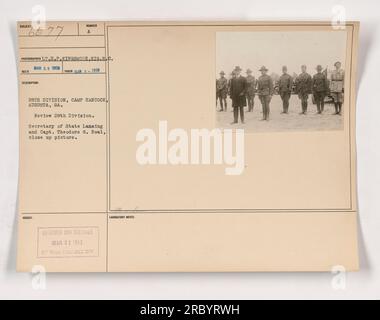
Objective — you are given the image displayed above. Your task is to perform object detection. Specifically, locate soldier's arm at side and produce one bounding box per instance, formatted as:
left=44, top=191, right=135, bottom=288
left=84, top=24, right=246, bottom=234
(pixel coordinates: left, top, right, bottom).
left=269, top=77, right=274, bottom=96
left=288, top=76, right=293, bottom=92
left=324, top=75, right=330, bottom=94
left=294, top=77, right=299, bottom=94
left=311, top=75, right=316, bottom=94
left=308, top=75, right=313, bottom=94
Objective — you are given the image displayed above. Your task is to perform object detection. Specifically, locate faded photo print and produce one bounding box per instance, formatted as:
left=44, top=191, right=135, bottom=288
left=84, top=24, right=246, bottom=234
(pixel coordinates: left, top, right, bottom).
left=216, top=31, right=347, bottom=132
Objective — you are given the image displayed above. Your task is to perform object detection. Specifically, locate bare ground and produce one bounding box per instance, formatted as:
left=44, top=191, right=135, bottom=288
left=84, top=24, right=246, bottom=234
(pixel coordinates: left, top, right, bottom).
left=216, top=94, right=343, bottom=132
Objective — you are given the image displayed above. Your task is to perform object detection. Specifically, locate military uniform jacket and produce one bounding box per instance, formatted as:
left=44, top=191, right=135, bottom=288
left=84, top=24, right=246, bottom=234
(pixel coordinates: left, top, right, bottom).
left=257, top=74, right=274, bottom=96
left=295, top=72, right=312, bottom=95
left=216, top=77, right=228, bottom=94
left=245, top=75, right=256, bottom=96
left=230, top=76, right=247, bottom=107
left=278, top=73, right=293, bottom=93
left=312, top=73, right=329, bottom=93
left=330, top=69, right=344, bottom=93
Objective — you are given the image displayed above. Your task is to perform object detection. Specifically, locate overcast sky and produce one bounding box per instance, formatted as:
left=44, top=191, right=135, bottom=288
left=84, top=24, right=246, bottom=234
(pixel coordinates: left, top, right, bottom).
left=216, top=31, right=347, bottom=78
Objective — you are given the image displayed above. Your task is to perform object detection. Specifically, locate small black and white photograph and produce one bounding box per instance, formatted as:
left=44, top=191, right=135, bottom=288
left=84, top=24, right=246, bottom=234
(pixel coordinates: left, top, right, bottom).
left=216, top=31, right=347, bottom=132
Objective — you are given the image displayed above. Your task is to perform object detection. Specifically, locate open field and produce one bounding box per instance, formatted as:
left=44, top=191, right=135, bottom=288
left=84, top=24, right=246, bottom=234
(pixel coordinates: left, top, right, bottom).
left=216, top=94, right=343, bottom=132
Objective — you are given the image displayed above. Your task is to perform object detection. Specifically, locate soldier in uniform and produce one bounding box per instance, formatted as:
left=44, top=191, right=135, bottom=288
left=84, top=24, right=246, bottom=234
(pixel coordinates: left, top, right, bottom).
left=278, top=66, right=293, bottom=114
left=312, top=65, right=329, bottom=114
left=229, top=66, right=247, bottom=124
left=245, top=69, right=256, bottom=112
left=330, top=61, right=344, bottom=115
left=216, top=71, right=228, bottom=112
left=295, top=65, right=312, bottom=114
left=257, top=66, right=274, bottom=121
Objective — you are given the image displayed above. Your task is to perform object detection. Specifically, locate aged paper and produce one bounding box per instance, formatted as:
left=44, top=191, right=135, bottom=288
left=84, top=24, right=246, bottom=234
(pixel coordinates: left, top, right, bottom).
left=17, top=21, right=359, bottom=272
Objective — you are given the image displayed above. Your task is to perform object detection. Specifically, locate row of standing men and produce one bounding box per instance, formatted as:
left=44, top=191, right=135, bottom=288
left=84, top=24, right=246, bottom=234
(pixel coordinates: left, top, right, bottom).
left=216, top=62, right=345, bottom=123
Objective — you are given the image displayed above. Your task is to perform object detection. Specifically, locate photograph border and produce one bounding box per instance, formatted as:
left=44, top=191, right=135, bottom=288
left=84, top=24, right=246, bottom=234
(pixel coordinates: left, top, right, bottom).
left=106, top=21, right=358, bottom=213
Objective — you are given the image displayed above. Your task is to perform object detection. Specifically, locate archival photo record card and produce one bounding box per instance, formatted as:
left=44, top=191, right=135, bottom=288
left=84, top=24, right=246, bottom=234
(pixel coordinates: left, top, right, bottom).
left=17, top=21, right=359, bottom=272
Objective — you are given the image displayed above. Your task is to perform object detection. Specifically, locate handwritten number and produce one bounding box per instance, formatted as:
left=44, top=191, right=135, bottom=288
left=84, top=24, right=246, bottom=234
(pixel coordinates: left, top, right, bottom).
left=55, top=26, right=63, bottom=40
left=27, top=25, right=64, bottom=39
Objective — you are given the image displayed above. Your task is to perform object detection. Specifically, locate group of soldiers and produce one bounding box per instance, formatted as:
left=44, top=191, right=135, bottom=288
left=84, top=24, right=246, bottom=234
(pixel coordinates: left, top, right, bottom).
left=216, top=62, right=345, bottom=123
